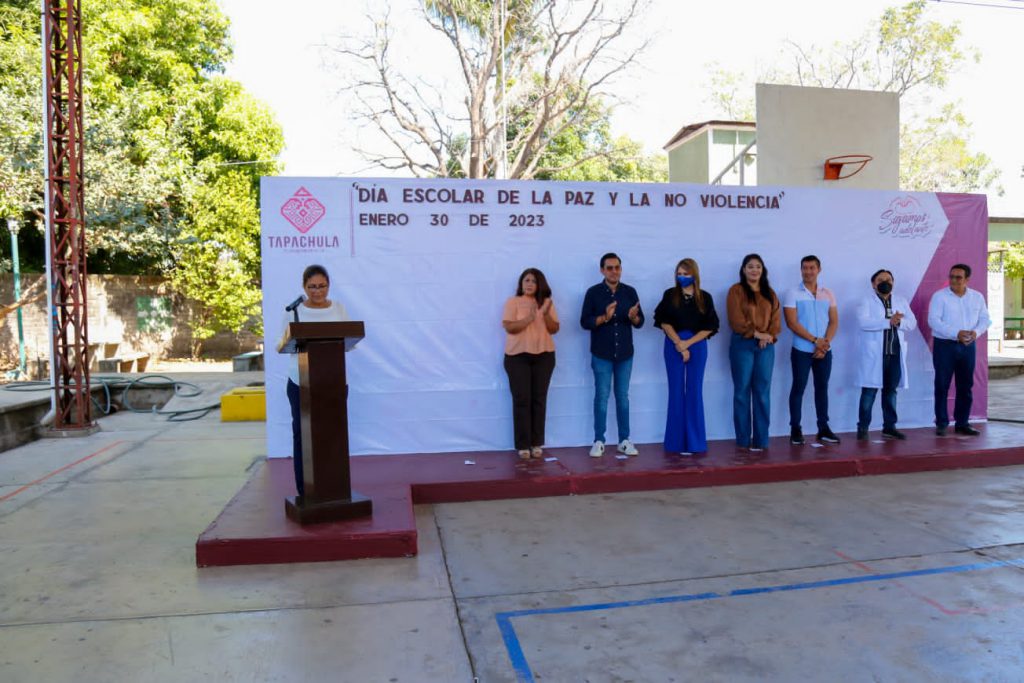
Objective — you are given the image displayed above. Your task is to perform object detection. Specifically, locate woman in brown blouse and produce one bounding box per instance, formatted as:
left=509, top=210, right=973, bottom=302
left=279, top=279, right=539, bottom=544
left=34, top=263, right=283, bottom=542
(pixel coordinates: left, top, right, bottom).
left=727, top=253, right=782, bottom=451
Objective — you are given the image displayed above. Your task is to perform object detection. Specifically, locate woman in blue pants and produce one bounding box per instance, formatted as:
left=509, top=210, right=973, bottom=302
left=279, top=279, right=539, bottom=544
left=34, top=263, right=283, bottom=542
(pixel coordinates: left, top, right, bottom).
left=726, top=254, right=781, bottom=451
left=654, top=258, right=719, bottom=454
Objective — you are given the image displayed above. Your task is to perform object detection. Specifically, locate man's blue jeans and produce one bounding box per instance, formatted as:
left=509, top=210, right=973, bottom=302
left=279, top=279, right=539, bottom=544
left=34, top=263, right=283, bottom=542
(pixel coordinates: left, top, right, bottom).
left=592, top=354, right=633, bottom=443
left=933, top=338, right=976, bottom=428
left=858, top=351, right=901, bottom=431
left=729, top=334, right=774, bottom=449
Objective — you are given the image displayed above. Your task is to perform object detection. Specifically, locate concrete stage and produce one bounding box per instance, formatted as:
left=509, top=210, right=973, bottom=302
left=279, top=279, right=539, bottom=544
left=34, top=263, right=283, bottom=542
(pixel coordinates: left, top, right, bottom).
left=196, top=423, right=1024, bottom=567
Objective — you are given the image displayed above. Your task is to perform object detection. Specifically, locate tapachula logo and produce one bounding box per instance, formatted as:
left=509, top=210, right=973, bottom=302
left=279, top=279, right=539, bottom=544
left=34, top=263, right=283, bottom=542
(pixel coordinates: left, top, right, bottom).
left=280, top=187, right=326, bottom=233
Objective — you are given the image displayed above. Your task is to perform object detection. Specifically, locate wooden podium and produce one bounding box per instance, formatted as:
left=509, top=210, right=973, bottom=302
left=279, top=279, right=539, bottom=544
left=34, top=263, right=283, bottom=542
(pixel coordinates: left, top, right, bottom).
left=280, top=321, right=372, bottom=524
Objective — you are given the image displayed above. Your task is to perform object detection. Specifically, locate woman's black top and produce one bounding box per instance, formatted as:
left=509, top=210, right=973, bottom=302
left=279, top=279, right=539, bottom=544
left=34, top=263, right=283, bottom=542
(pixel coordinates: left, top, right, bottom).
left=653, top=288, right=720, bottom=337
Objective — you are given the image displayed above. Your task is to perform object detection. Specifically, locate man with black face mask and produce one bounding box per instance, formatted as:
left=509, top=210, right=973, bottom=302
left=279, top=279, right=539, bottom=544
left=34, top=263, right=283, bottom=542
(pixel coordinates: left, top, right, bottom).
left=855, top=269, right=917, bottom=440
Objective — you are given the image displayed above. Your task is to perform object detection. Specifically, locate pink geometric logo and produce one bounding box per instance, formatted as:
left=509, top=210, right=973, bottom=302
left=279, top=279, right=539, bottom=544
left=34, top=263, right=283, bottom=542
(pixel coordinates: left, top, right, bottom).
left=878, top=195, right=933, bottom=239
left=280, top=187, right=326, bottom=234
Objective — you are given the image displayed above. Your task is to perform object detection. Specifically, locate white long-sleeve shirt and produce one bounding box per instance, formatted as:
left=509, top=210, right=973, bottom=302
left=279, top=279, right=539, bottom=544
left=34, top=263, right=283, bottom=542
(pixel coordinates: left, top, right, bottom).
left=927, top=287, right=990, bottom=341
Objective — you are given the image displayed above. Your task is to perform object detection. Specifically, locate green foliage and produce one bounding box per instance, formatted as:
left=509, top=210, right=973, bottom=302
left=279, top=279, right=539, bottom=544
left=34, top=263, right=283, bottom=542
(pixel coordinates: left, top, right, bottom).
left=529, top=97, right=666, bottom=182
left=998, top=243, right=1024, bottom=281
left=170, top=171, right=263, bottom=355
left=900, top=103, right=999, bottom=194
left=0, top=0, right=284, bottom=353
left=0, top=2, right=41, bottom=220
left=875, top=1, right=968, bottom=94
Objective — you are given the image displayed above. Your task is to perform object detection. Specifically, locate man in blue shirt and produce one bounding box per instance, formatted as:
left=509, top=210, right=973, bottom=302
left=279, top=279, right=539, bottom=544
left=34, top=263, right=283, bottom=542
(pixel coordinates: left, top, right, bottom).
left=580, top=253, right=644, bottom=457
left=784, top=255, right=840, bottom=445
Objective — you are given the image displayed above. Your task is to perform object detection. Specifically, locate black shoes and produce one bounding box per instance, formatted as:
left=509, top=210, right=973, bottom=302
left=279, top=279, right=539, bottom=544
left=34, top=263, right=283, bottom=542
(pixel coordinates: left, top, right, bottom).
left=856, top=428, right=868, bottom=441
left=882, top=428, right=907, bottom=440
left=817, top=426, right=840, bottom=444
left=790, top=428, right=804, bottom=445
left=939, top=425, right=980, bottom=436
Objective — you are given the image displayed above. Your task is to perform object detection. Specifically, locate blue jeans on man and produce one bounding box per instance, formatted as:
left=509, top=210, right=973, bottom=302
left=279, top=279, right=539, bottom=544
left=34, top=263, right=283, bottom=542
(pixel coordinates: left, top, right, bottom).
left=933, top=338, right=976, bottom=428
left=592, top=355, right=632, bottom=443
left=858, top=351, right=901, bottom=431
left=789, top=349, right=832, bottom=430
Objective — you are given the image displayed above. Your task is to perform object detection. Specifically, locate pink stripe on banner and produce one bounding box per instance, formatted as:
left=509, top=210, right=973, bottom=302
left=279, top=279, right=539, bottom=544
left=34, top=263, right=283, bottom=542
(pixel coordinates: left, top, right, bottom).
left=909, top=193, right=989, bottom=420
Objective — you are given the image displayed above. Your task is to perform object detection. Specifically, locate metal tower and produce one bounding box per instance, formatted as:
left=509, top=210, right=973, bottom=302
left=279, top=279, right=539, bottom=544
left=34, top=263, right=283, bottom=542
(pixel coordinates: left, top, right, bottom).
left=43, top=0, right=93, bottom=430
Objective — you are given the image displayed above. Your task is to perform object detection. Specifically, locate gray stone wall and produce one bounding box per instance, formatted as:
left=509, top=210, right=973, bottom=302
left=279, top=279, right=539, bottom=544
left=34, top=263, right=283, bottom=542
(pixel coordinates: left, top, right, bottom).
left=0, top=273, right=261, bottom=371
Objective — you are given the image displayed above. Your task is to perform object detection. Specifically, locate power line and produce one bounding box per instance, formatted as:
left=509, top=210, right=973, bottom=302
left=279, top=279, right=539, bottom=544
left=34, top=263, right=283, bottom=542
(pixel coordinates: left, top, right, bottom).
left=931, top=0, right=1024, bottom=10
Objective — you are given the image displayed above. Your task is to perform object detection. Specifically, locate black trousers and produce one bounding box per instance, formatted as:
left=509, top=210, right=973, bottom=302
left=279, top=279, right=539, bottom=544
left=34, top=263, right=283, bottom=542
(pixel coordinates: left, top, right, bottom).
left=286, top=379, right=304, bottom=496
left=504, top=352, right=556, bottom=450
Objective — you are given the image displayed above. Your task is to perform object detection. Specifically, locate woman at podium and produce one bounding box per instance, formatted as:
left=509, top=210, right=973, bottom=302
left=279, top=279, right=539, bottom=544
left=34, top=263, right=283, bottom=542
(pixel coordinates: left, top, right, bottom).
left=277, top=264, right=348, bottom=496
left=501, top=268, right=560, bottom=460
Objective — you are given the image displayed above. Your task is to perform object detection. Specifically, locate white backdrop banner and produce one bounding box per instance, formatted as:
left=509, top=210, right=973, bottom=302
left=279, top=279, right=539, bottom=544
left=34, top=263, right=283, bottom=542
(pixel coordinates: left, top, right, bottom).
left=261, top=178, right=985, bottom=457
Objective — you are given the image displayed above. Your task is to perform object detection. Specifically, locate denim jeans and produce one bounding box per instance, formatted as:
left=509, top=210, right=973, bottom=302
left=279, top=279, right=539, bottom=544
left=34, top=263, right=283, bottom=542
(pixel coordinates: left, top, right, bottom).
left=933, top=338, right=975, bottom=428
left=730, top=334, right=774, bottom=448
left=858, top=351, right=901, bottom=431
left=591, top=354, right=633, bottom=443
left=789, top=348, right=832, bottom=430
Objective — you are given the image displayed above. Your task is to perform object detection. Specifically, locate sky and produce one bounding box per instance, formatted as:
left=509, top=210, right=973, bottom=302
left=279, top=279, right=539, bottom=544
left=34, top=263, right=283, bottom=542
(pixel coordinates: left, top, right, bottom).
left=219, top=0, right=1024, bottom=215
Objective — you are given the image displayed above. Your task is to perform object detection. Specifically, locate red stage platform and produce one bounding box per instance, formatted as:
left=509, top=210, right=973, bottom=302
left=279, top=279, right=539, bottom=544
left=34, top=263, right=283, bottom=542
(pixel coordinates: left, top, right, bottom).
left=196, top=423, right=1024, bottom=567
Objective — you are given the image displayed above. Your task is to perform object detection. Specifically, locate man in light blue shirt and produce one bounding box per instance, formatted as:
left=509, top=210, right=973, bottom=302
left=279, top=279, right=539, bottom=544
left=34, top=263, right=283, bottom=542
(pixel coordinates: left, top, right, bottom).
left=927, top=263, right=991, bottom=436
left=784, top=255, right=840, bottom=445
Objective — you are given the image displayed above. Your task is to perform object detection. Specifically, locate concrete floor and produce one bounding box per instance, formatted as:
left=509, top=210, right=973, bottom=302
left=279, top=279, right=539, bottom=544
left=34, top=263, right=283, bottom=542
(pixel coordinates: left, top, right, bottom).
left=1, top=375, right=1023, bottom=682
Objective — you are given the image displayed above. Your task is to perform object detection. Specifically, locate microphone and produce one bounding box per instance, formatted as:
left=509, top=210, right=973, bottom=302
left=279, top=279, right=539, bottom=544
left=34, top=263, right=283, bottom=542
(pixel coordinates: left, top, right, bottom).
left=285, top=295, right=305, bottom=312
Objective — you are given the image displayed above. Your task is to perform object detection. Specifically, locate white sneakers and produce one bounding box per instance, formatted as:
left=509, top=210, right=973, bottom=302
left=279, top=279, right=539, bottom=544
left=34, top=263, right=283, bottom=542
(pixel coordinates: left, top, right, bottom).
left=590, top=439, right=639, bottom=457
left=618, top=439, right=638, bottom=456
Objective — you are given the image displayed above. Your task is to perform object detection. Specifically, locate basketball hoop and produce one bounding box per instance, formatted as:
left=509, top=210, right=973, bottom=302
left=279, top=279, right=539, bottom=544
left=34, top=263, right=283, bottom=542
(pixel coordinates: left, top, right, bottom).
left=823, top=154, right=873, bottom=180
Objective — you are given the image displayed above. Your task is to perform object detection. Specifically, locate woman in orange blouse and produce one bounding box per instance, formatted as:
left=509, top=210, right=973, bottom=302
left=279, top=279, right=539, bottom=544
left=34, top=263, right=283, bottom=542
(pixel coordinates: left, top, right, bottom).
left=727, top=253, right=782, bottom=451
left=502, top=268, right=560, bottom=459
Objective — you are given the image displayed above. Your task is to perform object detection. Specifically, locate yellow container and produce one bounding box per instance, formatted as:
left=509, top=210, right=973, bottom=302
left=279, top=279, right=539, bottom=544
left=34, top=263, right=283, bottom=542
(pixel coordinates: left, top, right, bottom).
left=220, top=386, right=266, bottom=422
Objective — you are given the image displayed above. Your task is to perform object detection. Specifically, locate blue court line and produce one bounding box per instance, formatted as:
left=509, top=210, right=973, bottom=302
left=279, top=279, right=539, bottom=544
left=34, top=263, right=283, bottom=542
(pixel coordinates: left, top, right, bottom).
left=495, top=556, right=1024, bottom=683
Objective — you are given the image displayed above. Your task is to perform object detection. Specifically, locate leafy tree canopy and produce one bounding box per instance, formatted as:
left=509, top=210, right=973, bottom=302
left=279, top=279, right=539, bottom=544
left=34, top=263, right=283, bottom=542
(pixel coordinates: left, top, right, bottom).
left=0, top=0, right=284, bottom=353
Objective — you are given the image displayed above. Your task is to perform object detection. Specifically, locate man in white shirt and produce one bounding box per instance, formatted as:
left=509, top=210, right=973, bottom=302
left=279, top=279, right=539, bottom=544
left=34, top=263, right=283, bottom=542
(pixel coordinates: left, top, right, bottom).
left=927, top=263, right=991, bottom=436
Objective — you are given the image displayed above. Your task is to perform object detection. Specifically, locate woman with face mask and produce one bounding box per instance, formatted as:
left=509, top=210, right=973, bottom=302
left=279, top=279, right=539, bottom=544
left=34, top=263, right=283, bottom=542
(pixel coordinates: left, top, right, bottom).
left=653, top=258, right=719, bottom=454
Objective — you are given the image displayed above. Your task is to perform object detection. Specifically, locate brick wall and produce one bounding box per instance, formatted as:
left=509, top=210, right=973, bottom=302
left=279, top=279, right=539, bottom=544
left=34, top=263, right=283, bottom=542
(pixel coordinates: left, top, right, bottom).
left=0, top=273, right=261, bottom=371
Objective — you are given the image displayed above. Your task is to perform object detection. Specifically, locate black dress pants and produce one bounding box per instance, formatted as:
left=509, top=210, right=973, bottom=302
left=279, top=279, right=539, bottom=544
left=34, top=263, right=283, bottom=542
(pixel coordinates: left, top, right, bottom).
left=504, top=352, right=556, bottom=450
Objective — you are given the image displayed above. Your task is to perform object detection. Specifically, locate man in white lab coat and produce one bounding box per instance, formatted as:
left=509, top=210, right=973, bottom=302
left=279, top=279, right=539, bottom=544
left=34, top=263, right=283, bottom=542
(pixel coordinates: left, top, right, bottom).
left=856, top=269, right=917, bottom=440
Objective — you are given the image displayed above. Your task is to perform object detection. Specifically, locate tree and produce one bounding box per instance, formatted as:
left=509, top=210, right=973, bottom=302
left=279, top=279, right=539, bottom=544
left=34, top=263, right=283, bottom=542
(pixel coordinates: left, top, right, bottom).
left=0, top=0, right=284, bottom=354
left=170, top=77, right=283, bottom=355
left=0, top=1, right=43, bottom=226
left=703, top=1, right=999, bottom=194
left=330, top=0, right=657, bottom=180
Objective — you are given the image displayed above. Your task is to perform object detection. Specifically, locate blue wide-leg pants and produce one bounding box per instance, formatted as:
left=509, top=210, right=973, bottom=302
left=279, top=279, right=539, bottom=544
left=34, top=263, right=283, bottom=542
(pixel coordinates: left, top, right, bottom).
left=663, top=331, right=708, bottom=453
